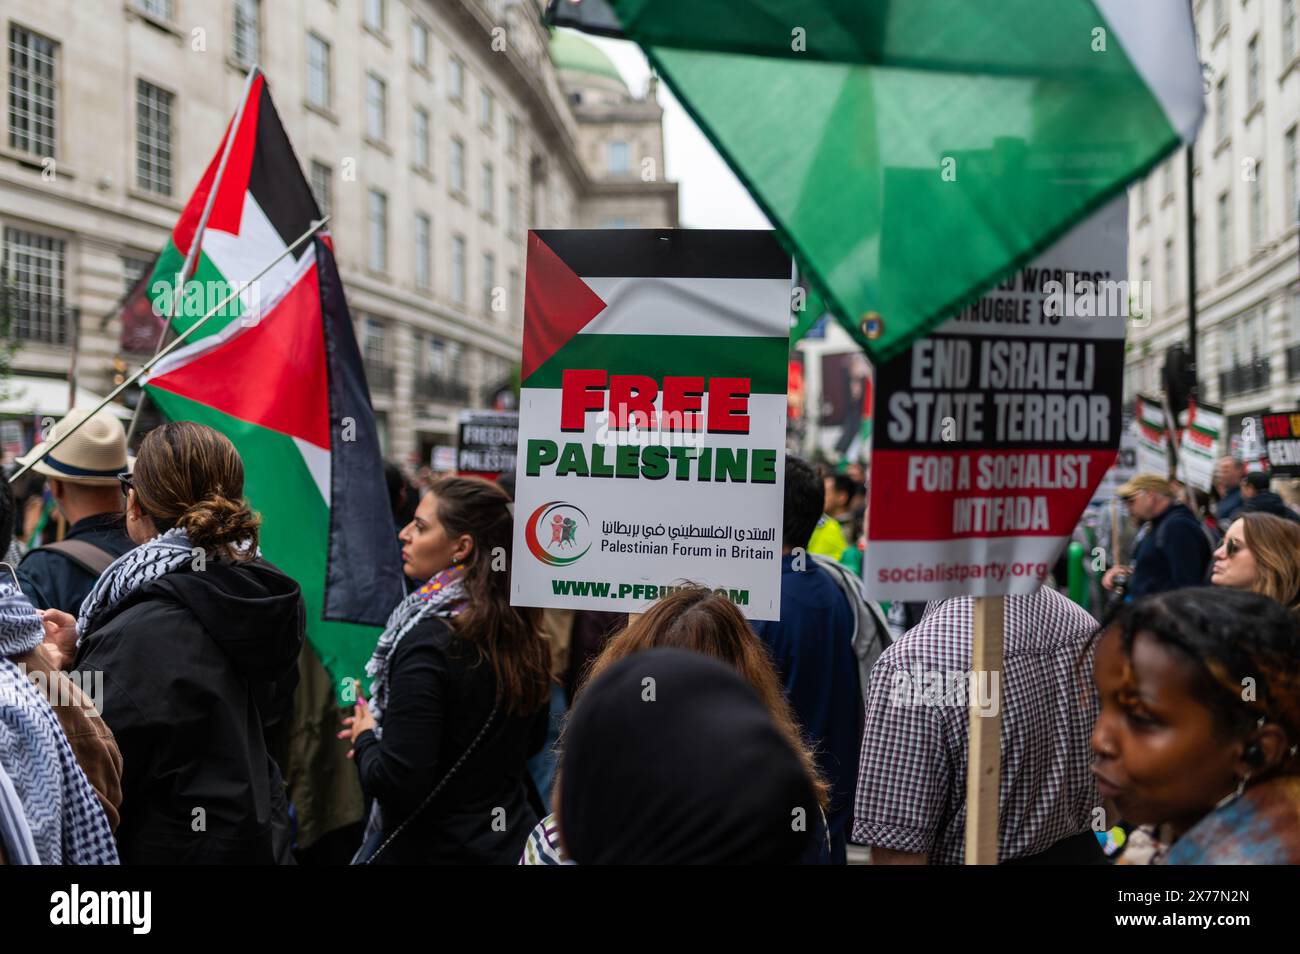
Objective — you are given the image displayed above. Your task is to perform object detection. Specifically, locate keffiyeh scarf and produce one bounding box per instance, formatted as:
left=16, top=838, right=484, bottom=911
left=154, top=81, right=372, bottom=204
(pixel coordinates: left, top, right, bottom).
left=364, top=565, right=467, bottom=731
left=76, top=527, right=197, bottom=638
left=0, top=583, right=118, bottom=864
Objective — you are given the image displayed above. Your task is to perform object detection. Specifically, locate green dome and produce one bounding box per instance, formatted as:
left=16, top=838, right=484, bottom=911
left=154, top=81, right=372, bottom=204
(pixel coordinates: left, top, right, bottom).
left=550, top=29, right=628, bottom=90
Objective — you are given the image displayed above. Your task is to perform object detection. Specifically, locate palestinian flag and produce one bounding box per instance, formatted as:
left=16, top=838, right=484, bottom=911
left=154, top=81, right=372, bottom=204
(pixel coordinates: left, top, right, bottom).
left=594, top=0, right=1204, bottom=362
left=138, top=71, right=404, bottom=693
left=521, top=229, right=790, bottom=391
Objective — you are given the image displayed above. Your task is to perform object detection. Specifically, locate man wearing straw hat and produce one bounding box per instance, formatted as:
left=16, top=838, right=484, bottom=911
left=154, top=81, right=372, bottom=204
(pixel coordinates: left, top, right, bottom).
left=15, top=408, right=135, bottom=614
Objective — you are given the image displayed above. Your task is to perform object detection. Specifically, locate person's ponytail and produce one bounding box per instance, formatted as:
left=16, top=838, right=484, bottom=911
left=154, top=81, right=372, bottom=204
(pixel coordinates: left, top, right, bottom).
left=177, top=492, right=260, bottom=560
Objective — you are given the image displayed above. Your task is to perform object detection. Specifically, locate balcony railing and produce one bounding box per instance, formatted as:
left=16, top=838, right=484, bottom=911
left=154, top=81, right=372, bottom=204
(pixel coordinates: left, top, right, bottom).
left=1218, top=357, right=1271, bottom=399
left=364, top=360, right=395, bottom=393
left=415, top=372, right=470, bottom=404
left=1288, top=345, right=1300, bottom=382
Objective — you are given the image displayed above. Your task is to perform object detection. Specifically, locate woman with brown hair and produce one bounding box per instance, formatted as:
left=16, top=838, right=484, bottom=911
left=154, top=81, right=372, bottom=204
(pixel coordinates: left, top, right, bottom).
left=341, top=476, right=550, bottom=864
left=1209, top=512, right=1300, bottom=612
left=520, top=586, right=832, bottom=864
left=42, top=421, right=305, bottom=864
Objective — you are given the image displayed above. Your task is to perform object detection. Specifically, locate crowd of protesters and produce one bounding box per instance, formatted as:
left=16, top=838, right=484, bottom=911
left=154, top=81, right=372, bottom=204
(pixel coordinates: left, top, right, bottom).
left=1, top=407, right=1298, bottom=865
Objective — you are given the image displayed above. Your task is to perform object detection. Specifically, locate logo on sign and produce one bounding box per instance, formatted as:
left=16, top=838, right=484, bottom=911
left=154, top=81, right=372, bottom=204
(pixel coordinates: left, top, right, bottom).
left=525, top=502, right=592, bottom=566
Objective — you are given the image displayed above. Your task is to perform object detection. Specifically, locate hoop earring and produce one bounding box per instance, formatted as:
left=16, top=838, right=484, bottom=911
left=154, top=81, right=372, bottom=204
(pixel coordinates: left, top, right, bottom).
left=0, top=562, right=18, bottom=590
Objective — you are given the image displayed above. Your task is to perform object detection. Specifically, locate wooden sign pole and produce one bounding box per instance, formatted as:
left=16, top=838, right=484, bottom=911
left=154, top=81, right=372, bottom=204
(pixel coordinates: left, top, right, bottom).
left=964, top=594, right=1004, bottom=865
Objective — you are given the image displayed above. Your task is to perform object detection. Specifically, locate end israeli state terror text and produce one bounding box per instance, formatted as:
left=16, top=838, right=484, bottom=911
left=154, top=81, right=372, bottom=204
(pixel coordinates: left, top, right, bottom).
left=886, top=338, right=1111, bottom=533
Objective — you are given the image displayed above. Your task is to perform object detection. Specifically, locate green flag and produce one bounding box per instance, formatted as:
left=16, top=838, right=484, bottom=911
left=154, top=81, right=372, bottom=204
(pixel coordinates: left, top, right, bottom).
left=606, top=0, right=1204, bottom=361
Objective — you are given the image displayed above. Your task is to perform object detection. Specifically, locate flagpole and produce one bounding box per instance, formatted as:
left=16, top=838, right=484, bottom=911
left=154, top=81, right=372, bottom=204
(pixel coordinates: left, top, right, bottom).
left=10, top=215, right=330, bottom=484
left=125, top=65, right=261, bottom=446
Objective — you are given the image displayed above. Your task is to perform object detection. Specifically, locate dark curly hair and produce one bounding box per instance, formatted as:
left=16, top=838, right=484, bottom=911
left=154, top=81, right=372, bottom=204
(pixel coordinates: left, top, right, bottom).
left=1095, top=587, right=1300, bottom=772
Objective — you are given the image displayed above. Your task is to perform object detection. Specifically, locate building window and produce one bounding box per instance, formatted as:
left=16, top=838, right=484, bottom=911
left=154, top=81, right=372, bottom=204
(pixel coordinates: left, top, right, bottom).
left=231, top=0, right=260, bottom=69
left=122, top=255, right=153, bottom=295
left=134, top=0, right=173, bottom=20
left=410, top=19, right=429, bottom=70
left=309, top=160, right=332, bottom=217
left=482, top=252, right=496, bottom=313
left=7, top=26, right=58, bottom=158
left=1137, top=180, right=1149, bottom=219
left=507, top=184, right=520, bottom=232
left=1249, top=163, right=1265, bottom=249
left=135, top=79, right=174, bottom=195
left=1247, top=35, right=1261, bottom=110
left=1213, top=0, right=1226, bottom=32
left=413, top=106, right=430, bottom=170
left=307, top=34, right=331, bottom=110
left=1215, top=77, right=1229, bottom=143
left=602, top=217, right=640, bottom=229
left=507, top=114, right=519, bottom=152
left=1163, top=238, right=1176, bottom=306
left=479, top=86, right=494, bottom=130
left=363, top=0, right=385, bottom=32
left=1287, top=126, right=1298, bottom=225
left=362, top=316, right=388, bottom=365
left=1217, top=191, right=1232, bottom=275
left=3, top=227, right=67, bottom=344
left=1161, top=159, right=1173, bottom=199
left=414, top=212, right=431, bottom=290
left=449, top=57, right=464, bottom=103
left=1286, top=0, right=1297, bottom=63
left=481, top=162, right=495, bottom=217
left=451, top=235, right=466, bottom=303
left=365, top=73, right=387, bottom=141
left=509, top=267, right=520, bottom=317
left=608, top=141, right=630, bottom=175
left=368, top=189, right=388, bottom=272
left=450, top=138, right=465, bottom=193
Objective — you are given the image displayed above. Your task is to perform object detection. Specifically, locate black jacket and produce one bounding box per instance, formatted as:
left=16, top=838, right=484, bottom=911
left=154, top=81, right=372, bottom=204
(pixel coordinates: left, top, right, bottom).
left=1241, top=492, right=1300, bottom=523
left=355, top=616, right=548, bottom=864
left=18, top=512, right=135, bottom=613
left=1130, top=503, right=1213, bottom=599
left=72, top=558, right=304, bottom=864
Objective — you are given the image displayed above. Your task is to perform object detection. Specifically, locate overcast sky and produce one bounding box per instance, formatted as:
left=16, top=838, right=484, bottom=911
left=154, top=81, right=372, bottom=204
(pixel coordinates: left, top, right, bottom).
left=584, top=32, right=771, bottom=230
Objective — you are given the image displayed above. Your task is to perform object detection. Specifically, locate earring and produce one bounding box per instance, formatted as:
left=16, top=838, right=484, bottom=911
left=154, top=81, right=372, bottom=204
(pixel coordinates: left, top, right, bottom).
left=1214, top=772, right=1250, bottom=811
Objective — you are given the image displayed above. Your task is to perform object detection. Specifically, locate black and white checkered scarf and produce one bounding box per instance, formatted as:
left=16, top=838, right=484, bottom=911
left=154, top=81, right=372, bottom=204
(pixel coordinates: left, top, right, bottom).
left=0, top=582, right=118, bottom=864
left=76, top=527, right=197, bottom=639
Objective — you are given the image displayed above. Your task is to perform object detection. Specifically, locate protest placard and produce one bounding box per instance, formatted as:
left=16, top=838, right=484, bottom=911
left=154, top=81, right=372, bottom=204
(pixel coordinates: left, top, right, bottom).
left=456, top=410, right=518, bottom=479
left=1176, top=399, right=1223, bottom=492
left=1135, top=393, right=1168, bottom=476
left=864, top=198, right=1128, bottom=601
left=1261, top=410, right=1300, bottom=476
left=510, top=230, right=790, bottom=617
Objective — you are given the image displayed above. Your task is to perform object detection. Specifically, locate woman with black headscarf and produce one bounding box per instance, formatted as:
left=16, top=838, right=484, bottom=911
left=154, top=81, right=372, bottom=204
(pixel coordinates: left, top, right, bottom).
left=556, top=647, right=818, bottom=864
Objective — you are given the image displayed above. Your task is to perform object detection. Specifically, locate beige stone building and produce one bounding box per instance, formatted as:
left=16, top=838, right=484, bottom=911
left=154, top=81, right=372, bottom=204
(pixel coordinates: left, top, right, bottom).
left=1125, top=0, right=1300, bottom=439
left=0, top=0, right=676, bottom=464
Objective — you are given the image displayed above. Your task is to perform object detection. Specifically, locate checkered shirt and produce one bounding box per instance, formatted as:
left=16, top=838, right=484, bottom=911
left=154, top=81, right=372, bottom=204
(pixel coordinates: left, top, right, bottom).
left=852, top=587, right=1101, bottom=864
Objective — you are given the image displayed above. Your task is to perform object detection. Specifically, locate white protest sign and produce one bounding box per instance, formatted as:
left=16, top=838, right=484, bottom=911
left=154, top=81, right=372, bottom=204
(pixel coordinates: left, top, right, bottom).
left=1176, top=399, right=1223, bottom=493
left=865, top=197, right=1128, bottom=600
left=1134, top=393, right=1168, bottom=476
left=511, top=230, right=790, bottom=618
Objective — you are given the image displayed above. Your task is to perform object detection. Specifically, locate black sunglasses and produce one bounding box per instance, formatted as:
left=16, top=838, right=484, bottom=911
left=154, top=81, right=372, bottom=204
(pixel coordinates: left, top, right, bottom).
left=117, top=471, right=133, bottom=495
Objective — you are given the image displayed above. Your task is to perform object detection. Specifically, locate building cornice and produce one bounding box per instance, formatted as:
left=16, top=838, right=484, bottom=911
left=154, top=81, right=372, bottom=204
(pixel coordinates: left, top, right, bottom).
left=443, top=0, right=591, bottom=191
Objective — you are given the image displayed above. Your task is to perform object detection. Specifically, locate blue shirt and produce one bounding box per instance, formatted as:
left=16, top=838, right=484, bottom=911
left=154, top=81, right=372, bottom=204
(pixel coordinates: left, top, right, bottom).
left=18, top=512, right=135, bottom=614
left=751, top=555, right=863, bottom=862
